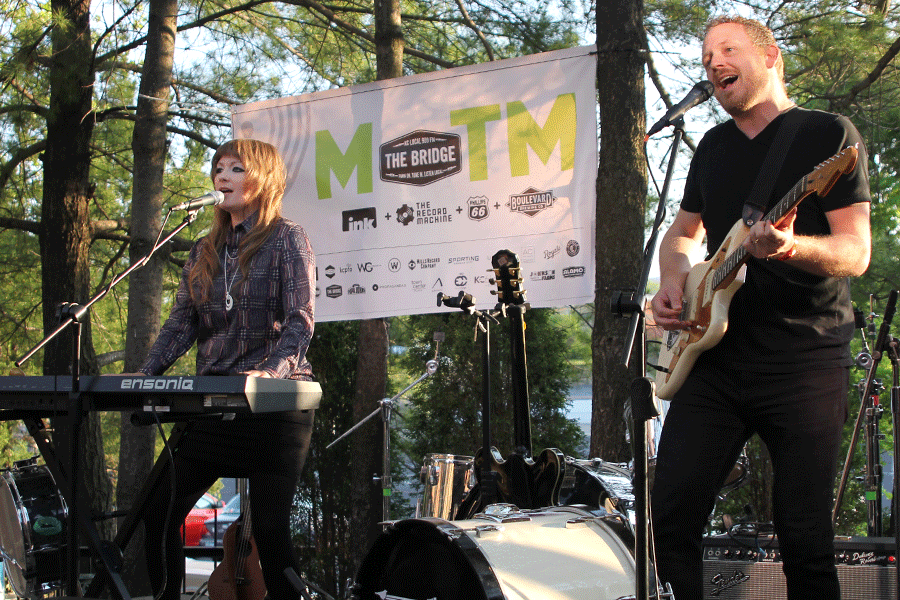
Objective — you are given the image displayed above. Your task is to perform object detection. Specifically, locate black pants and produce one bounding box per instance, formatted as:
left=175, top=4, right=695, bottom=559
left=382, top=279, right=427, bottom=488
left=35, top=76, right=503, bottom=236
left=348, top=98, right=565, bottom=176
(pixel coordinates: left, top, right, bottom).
left=650, top=360, right=848, bottom=600
left=144, top=412, right=314, bottom=600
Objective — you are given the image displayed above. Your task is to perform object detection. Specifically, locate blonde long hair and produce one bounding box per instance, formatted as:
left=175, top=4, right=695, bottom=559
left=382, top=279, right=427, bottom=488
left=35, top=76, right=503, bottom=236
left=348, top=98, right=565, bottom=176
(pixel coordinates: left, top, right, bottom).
left=187, top=139, right=286, bottom=304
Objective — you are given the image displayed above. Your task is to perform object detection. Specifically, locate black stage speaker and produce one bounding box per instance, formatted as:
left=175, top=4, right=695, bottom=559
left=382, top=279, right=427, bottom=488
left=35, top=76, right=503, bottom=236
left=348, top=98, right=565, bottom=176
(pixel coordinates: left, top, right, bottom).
left=702, top=534, right=898, bottom=599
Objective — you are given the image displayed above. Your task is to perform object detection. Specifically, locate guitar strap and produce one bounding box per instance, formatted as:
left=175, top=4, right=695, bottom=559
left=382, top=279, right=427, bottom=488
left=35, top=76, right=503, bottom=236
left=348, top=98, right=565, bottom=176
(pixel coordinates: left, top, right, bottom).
left=741, top=107, right=806, bottom=226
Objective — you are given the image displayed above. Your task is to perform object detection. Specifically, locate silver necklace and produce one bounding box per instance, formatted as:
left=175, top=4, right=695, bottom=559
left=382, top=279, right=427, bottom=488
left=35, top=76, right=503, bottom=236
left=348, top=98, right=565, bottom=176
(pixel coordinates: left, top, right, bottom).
left=222, top=248, right=239, bottom=311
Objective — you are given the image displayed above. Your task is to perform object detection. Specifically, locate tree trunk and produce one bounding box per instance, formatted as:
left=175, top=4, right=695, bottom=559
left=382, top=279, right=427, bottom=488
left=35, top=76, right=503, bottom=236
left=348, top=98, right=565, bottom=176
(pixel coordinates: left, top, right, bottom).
left=117, top=0, right=178, bottom=591
left=41, top=0, right=114, bottom=549
left=591, top=0, right=647, bottom=462
left=348, top=0, right=402, bottom=571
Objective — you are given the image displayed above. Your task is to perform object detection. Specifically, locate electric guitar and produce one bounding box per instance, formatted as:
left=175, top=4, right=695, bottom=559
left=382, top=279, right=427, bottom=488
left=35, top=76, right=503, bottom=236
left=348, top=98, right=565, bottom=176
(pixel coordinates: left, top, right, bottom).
left=456, top=250, right=564, bottom=518
left=653, top=146, right=859, bottom=400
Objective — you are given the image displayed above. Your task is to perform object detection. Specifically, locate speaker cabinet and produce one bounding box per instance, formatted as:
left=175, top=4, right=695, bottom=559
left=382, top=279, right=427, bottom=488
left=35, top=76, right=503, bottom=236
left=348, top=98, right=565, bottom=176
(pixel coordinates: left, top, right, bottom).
left=702, top=534, right=898, bottom=599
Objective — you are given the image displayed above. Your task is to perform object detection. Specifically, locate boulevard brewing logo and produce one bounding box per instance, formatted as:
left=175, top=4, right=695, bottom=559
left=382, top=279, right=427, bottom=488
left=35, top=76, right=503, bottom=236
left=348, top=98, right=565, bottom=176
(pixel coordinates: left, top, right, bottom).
left=380, top=130, right=462, bottom=186
left=507, top=187, right=556, bottom=217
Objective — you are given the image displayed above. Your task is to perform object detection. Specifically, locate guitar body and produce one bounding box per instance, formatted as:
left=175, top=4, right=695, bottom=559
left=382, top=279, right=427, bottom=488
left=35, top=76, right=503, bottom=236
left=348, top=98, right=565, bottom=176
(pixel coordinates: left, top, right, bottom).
left=655, top=220, right=748, bottom=400
left=457, top=446, right=565, bottom=519
left=653, top=146, right=858, bottom=400
left=207, top=516, right=266, bottom=600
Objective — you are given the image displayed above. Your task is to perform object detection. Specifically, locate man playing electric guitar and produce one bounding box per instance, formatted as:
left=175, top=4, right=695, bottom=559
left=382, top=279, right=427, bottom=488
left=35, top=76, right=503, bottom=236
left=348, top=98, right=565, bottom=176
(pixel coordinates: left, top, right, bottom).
left=650, top=16, right=871, bottom=600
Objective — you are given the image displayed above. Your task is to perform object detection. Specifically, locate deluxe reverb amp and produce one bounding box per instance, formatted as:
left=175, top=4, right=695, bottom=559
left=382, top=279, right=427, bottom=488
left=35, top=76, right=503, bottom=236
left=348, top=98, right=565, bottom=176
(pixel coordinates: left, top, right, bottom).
left=702, top=534, right=898, bottom=599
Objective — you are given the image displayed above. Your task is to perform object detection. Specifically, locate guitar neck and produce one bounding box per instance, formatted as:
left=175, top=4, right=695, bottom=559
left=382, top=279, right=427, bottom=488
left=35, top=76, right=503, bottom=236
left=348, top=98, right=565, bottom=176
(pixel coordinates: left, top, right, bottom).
left=712, top=173, right=812, bottom=289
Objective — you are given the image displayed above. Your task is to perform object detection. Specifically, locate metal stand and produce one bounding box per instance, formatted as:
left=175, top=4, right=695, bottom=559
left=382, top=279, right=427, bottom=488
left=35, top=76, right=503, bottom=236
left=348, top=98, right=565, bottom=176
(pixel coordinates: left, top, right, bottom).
left=612, top=118, right=687, bottom=600
left=13, top=210, right=201, bottom=600
left=327, top=340, right=441, bottom=524
left=834, top=289, right=898, bottom=528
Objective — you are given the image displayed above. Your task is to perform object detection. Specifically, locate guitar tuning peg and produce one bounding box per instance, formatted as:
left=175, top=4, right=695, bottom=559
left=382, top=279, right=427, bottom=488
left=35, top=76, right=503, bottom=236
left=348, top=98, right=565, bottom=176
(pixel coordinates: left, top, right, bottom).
left=489, top=278, right=496, bottom=285
left=490, top=290, right=498, bottom=296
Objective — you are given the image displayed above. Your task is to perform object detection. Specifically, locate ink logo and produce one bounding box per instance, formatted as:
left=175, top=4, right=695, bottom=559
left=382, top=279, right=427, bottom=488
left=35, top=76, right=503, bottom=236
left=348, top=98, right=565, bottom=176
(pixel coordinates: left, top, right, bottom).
left=563, top=266, right=586, bottom=278
left=566, top=240, right=580, bottom=257
left=467, top=196, right=489, bottom=221
left=380, top=130, right=462, bottom=186
left=326, top=285, right=342, bottom=299
left=342, top=207, right=377, bottom=231
left=508, top=187, right=556, bottom=217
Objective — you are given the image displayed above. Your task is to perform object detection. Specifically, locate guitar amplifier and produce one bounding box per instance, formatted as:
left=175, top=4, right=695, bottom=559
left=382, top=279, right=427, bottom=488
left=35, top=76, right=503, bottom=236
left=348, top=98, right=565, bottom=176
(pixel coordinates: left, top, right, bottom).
left=702, top=534, right=899, bottom=599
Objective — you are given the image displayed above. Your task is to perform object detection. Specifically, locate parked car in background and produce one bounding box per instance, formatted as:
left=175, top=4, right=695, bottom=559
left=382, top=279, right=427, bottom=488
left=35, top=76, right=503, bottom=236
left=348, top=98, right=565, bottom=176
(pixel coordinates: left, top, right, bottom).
left=181, top=492, right=226, bottom=546
left=198, top=493, right=241, bottom=547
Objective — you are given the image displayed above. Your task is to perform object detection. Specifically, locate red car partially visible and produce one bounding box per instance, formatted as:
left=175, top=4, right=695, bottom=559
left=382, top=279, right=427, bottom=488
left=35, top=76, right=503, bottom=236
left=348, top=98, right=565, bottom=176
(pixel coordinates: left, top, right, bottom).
left=181, top=492, right=226, bottom=546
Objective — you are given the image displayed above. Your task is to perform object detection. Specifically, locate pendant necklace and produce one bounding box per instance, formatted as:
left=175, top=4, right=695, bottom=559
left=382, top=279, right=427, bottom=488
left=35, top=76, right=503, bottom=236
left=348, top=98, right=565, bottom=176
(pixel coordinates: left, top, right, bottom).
left=223, top=247, right=239, bottom=311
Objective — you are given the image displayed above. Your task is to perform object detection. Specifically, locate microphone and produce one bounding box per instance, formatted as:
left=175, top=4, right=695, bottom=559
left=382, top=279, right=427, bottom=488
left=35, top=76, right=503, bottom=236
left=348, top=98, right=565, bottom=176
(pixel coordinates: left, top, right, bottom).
left=646, top=80, right=715, bottom=138
left=170, top=190, right=225, bottom=211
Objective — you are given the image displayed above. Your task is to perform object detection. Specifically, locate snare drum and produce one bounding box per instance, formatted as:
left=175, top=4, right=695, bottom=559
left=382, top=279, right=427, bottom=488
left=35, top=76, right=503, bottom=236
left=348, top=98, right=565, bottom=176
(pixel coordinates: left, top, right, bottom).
left=0, top=459, right=68, bottom=598
left=418, top=453, right=474, bottom=520
left=353, top=504, right=635, bottom=600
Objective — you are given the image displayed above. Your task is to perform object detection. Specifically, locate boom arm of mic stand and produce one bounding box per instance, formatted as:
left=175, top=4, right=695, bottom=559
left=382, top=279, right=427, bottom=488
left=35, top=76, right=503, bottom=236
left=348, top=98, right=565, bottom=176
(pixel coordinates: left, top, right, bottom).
left=15, top=211, right=199, bottom=367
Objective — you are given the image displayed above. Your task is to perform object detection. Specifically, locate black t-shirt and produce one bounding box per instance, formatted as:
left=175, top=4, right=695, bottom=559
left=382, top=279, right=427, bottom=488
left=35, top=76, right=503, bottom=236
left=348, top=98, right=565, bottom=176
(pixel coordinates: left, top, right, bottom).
left=680, top=107, right=871, bottom=372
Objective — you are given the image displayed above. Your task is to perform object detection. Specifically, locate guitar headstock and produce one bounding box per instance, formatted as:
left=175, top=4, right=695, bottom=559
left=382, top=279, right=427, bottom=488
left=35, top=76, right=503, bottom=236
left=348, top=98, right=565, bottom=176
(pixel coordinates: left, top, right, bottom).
left=806, top=146, right=858, bottom=198
left=490, top=249, right=526, bottom=306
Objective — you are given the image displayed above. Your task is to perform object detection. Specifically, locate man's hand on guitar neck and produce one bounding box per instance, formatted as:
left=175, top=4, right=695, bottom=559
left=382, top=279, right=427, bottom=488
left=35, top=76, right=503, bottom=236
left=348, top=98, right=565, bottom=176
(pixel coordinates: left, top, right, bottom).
left=742, top=207, right=798, bottom=261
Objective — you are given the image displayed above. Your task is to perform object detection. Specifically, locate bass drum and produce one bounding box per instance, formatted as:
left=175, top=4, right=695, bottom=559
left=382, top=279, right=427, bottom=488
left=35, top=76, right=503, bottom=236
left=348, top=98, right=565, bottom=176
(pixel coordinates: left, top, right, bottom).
left=353, top=504, right=635, bottom=600
left=0, top=459, right=68, bottom=599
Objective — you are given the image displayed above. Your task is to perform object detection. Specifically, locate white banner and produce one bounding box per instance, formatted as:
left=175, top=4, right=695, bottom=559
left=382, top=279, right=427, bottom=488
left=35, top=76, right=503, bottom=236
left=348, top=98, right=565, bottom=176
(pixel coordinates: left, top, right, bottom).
left=231, top=45, right=597, bottom=322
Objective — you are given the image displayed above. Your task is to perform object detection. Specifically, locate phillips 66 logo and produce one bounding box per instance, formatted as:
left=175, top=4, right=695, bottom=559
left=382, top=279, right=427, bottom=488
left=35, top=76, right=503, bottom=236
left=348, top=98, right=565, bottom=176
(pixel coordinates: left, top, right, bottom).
left=467, top=196, right=489, bottom=221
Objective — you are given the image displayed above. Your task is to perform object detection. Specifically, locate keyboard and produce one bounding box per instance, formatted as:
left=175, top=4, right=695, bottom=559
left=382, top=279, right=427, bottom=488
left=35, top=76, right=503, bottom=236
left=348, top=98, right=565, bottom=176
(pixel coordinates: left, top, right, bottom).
left=0, top=375, right=322, bottom=414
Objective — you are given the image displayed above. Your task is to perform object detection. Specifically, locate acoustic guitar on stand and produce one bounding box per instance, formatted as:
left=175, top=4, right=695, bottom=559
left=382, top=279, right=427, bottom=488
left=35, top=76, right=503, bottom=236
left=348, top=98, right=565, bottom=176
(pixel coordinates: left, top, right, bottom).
left=653, top=146, right=858, bottom=400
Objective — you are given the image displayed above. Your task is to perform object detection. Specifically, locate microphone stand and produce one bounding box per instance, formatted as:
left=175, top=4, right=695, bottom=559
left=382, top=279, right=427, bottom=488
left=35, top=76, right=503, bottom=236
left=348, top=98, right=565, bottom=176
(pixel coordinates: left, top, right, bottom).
left=612, top=117, right=685, bottom=600
left=833, top=289, right=898, bottom=527
left=886, top=326, right=900, bottom=594
left=14, top=209, right=202, bottom=600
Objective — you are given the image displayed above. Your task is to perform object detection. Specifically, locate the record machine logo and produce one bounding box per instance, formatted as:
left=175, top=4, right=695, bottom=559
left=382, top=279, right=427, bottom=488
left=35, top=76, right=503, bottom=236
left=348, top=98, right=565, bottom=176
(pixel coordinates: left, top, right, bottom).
left=342, top=207, right=377, bottom=231
left=507, top=187, right=556, bottom=217
left=380, top=130, right=462, bottom=186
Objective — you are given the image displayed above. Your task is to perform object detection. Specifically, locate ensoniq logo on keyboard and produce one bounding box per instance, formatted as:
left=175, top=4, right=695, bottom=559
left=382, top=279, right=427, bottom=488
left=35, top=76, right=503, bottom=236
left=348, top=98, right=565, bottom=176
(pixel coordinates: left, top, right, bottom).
left=120, top=377, right=194, bottom=391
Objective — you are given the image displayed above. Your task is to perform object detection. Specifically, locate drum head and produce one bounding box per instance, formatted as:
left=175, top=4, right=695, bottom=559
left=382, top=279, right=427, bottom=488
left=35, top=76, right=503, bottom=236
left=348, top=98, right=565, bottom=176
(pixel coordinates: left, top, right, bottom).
left=0, top=470, right=28, bottom=578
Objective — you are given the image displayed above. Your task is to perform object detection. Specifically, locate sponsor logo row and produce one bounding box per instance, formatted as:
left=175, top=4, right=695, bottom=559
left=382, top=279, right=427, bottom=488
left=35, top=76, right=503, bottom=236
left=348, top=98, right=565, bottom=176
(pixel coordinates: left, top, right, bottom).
left=341, top=187, right=559, bottom=233
left=316, top=266, right=586, bottom=300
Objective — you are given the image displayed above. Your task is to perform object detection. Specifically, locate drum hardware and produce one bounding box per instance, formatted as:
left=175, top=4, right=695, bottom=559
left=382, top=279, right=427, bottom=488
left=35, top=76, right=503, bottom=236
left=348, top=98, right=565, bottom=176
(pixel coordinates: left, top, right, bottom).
left=328, top=333, right=443, bottom=525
